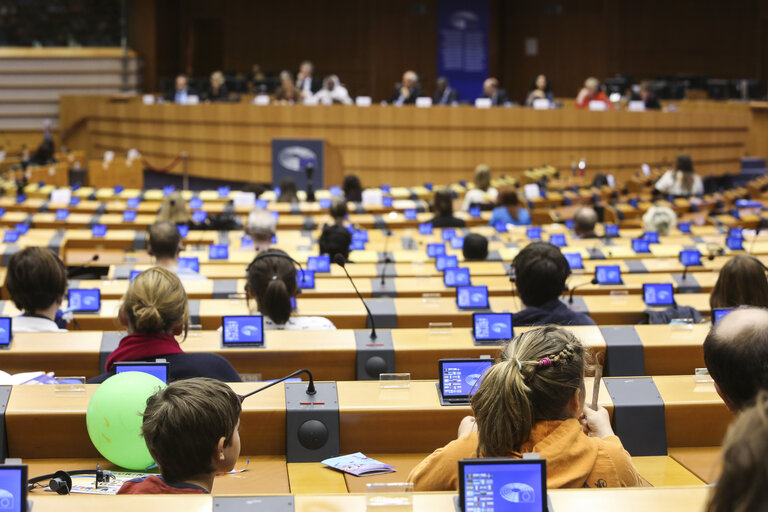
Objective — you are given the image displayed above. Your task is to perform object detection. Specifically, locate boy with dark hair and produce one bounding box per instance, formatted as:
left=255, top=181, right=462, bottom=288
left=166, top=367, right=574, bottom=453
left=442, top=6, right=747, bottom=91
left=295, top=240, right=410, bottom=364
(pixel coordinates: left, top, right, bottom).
left=148, top=221, right=206, bottom=280
left=6, top=246, right=68, bottom=332
left=462, top=233, right=488, bottom=261
left=118, top=378, right=241, bottom=494
left=511, top=242, right=595, bottom=326
left=319, top=224, right=352, bottom=260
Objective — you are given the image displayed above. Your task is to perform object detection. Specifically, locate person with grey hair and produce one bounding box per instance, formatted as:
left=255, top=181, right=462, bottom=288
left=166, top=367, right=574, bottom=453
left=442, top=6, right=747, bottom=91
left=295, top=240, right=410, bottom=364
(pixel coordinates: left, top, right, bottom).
left=642, top=205, right=676, bottom=236
left=296, top=60, right=321, bottom=96
left=573, top=207, right=598, bottom=239
left=245, top=209, right=277, bottom=252
left=481, top=77, right=509, bottom=106
left=390, top=70, right=423, bottom=105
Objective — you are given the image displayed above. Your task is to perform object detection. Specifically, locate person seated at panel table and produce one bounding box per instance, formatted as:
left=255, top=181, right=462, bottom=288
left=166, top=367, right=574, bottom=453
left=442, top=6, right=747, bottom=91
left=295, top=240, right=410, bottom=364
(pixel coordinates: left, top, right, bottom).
left=433, top=77, right=459, bottom=105
left=148, top=221, right=207, bottom=281
left=488, top=188, right=531, bottom=227
left=6, top=247, right=68, bottom=332
left=525, top=74, right=555, bottom=107
left=573, top=207, right=599, bottom=239
left=166, top=74, right=197, bottom=105
left=575, top=77, right=612, bottom=109
left=203, top=70, right=230, bottom=102
left=389, top=70, right=423, bottom=105
left=118, top=378, right=241, bottom=494
left=249, top=63, right=266, bottom=89
left=245, top=209, right=277, bottom=253
left=462, top=164, right=498, bottom=211
left=312, top=75, right=353, bottom=105
left=319, top=224, right=352, bottom=261
left=629, top=81, right=661, bottom=110
left=512, top=242, right=596, bottom=326
left=296, top=60, right=322, bottom=97
left=408, top=326, right=642, bottom=490
left=328, top=197, right=350, bottom=227
left=710, top=255, right=768, bottom=312
left=654, top=154, right=703, bottom=197
left=156, top=191, right=191, bottom=225
left=641, top=204, right=676, bottom=236
left=430, top=188, right=466, bottom=228
left=480, top=77, right=510, bottom=106
left=704, top=307, right=768, bottom=414
left=277, top=177, right=299, bottom=203
left=462, top=233, right=488, bottom=261
left=342, top=174, right=363, bottom=203
left=274, top=71, right=304, bottom=104
left=705, top=392, right=768, bottom=512
left=91, top=267, right=241, bottom=383
left=245, top=249, right=336, bottom=330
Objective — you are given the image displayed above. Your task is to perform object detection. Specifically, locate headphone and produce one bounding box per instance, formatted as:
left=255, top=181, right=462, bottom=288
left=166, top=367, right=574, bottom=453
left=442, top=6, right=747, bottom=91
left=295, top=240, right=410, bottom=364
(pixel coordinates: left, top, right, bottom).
left=245, top=250, right=307, bottom=295
left=28, top=469, right=114, bottom=495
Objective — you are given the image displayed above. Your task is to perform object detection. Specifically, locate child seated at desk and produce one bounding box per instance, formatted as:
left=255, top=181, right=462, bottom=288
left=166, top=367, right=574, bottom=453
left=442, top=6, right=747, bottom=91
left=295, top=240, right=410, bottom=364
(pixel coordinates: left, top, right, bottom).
left=118, top=378, right=241, bottom=494
left=408, top=326, right=642, bottom=490
left=6, top=247, right=68, bottom=332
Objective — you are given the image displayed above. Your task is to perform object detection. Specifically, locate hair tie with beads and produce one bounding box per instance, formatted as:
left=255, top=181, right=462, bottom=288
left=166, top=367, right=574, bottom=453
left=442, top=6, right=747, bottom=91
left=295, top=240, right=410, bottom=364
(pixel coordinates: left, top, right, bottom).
left=538, top=357, right=552, bottom=368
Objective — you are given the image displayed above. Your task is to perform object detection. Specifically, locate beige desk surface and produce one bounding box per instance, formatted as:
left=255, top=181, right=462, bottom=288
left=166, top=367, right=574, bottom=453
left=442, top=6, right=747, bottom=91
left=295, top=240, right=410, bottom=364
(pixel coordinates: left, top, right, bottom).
left=668, top=446, right=722, bottom=484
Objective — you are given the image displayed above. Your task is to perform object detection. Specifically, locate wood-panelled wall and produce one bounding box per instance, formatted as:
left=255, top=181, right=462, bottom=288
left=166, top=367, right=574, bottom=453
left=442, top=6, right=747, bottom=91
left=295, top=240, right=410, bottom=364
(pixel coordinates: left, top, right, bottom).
left=59, top=95, right=751, bottom=187
left=129, top=0, right=768, bottom=104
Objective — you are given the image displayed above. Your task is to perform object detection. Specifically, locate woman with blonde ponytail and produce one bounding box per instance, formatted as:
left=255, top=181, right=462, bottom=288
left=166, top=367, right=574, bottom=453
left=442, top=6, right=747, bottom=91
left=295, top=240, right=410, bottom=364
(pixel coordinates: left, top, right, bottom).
left=92, top=267, right=240, bottom=383
left=408, top=326, right=641, bottom=490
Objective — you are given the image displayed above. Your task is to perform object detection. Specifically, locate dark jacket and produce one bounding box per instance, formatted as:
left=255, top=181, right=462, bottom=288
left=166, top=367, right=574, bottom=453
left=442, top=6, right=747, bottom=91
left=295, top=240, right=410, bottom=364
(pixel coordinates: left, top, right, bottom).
left=390, top=84, right=424, bottom=105
left=513, top=299, right=596, bottom=326
left=430, top=215, right=466, bottom=228
left=483, top=89, right=510, bottom=106
left=434, top=87, right=459, bottom=105
left=88, top=353, right=242, bottom=384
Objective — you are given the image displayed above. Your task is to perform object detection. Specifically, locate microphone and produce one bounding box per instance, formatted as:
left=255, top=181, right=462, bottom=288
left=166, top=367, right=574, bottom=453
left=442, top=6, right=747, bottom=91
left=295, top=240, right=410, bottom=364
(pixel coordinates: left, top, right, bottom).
left=334, top=253, right=377, bottom=340
left=749, top=226, right=762, bottom=254
left=67, top=254, right=99, bottom=278
left=241, top=368, right=316, bottom=400
left=681, top=264, right=691, bottom=281
left=568, top=277, right=598, bottom=304
left=379, top=229, right=392, bottom=285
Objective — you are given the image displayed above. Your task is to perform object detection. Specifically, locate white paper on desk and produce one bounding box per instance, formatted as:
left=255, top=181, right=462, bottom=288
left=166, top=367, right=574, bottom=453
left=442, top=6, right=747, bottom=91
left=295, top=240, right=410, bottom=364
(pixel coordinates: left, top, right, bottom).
left=532, top=98, right=550, bottom=110
left=50, top=188, right=72, bottom=205
left=474, top=98, right=492, bottom=109
left=355, top=96, right=372, bottom=107
left=415, top=97, right=432, bottom=108
left=233, top=191, right=256, bottom=208
left=628, top=100, right=645, bottom=112
left=253, top=95, right=270, bottom=106
left=322, top=453, right=395, bottom=477
left=523, top=183, right=541, bottom=200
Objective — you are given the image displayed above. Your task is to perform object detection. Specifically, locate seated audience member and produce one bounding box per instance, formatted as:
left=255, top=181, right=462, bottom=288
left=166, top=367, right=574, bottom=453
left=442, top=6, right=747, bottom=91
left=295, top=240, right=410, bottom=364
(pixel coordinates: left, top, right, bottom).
left=92, top=267, right=241, bottom=383
left=462, top=164, right=498, bottom=211
left=342, top=174, right=363, bottom=202
left=433, top=77, right=459, bottom=105
left=148, top=221, right=206, bottom=280
left=573, top=207, right=598, bottom=238
left=166, top=74, right=196, bottom=104
left=118, top=378, right=241, bottom=494
left=156, top=191, right=191, bottom=225
left=277, top=177, right=299, bottom=203
left=296, top=60, right=321, bottom=96
left=431, top=188, right=466, bottom=228
left=654, top=154, right=703, bottom=197
left=525, top=74, right=555, bottom=107
left=704, top=307, right=768, bottom=414
left=274, top=71, right=303, bottom=104
left=463, top=233, right=488, bottom=261
left=489, top=188, right=531, bottom=226
left=481, top=78, right=509, bottom=106
left=705, top=392, right=768, bottom=512
left=641, top=205, right=676, bottom=235
left=6, top=247, right=67, bottom=332
left=313, top=75, right=352, bottom=105
left=248, top=64, right=266, bottom=89
left=408, top=327, right=641, bottom=490
left=329, top=197, right=349, bottom=226
left=390, top=70, right=423, bottom=105
left=637, top=81, right=661, bottom=110
left=245, top=209, right=277, bottom=252
left=710, top=255, right=768, bottom=311
left=512, top=242, right=596, bottom=326
left=246, top=249, right=335, bottom=330
left=319, top=224, right=352, bottom=261
left=28, top=120, right=55, bottom=166
left=204, top=70, right=229, bottom=102
left=575, top=77, right=612, bottom=109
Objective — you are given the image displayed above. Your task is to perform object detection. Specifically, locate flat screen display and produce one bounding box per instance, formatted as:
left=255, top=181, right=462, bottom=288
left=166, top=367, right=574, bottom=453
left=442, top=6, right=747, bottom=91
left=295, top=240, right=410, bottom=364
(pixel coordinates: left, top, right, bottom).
left=444, top=267, right=471, bottom=287
left=459, top=459, right=547, bottom=512
left=439, top=359, right=493, bottom=399
left=307, top=255, right=331, bottom=272
left=209, top=244, right=229, bottom=260
left=222, top=315, right=264, bottom=346
left=457, top=285, right=489, bottom=309
left=473, top=313, right=513, bottom=342
left=427, top=243, right=446, bottom=258
left=563, top=252, right=583, bottom=270
left=114, top=362, right=169, bottom=383
left=67, top=289, right=101, bottom=312
left=643, top=283, right=675, bottom=306
left=595, top=265, right=622, bottom=285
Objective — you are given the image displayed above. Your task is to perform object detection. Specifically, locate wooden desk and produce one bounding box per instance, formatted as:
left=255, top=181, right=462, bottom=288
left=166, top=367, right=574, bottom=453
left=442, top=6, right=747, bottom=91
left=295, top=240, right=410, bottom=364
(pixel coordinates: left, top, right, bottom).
left=668, top=446, right=722, bottom=484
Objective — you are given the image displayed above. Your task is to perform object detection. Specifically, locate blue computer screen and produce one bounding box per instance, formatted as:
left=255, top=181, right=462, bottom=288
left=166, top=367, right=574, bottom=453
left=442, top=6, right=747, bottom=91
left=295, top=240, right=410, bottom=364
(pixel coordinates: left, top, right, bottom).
left=436, top=255, right=458, bottom=271
left=129, top=270, right=141, bottom=282
left=451, top=236, right=465, bottom=249
left=457, top=286, right=489, bottom=309
left=549, top=234, right=566, bottom=247
left=192, top=210, right=207, bottom=223
left=178, top=257, right=200, bottom=273
left=123, top=210, right=137, bottom=222
left=678, top=222, right=691, bottom=234
left=418, top=223, right=433, bottom=235
left=189, top=198, right=203, bottom=210
left=427, top=243, right=446, bottom=258
left=55, top=209, right=69, bottom=221
left=0, top=466, right=25, bottom=512
left=442, top=228, right=457, bottom=241
left=461, top=460, right=546, bottom=512
left=713, top=308, right=734, bottom=324
left=68, top=289, right=100, bottom=312
left=726, top=236, right=744, bottom=250
left=209, top=244, right=229, bottom=260
left=595, top=265, right=622, bottom=285
left=440, top=360, right=493, bottom=397
left=0, top=317, right=11, bottom=346
left=444, top=267, right=471, bottom=287
left=404, top=209, right=417, bottom=220
left=115, top=364, right=168, bottom=383
left=604, top=224, right=619, bottom=237
left=3, top=231, right=19, bottom=243
left=222, top=316, right=264, bottom=345
left=307, top=255, right=331, bottom=272
left=177, top=224, right=189, bottom=238
left=92, top=224, right=107, bottom=237
left=473, top=313, right=513, bottom=341
left=526, top=227, right=542, bottom=240
left=643, top=283, right=675, bottom=306
left=632, top=238, right=651, bottom=253
left=126, top=198, right=140, bottom=208
left=563, top=252, right=583, bottom=270
left=679, top=250, right=702, bottom=266
left=296, top=270, right=316, bottom=289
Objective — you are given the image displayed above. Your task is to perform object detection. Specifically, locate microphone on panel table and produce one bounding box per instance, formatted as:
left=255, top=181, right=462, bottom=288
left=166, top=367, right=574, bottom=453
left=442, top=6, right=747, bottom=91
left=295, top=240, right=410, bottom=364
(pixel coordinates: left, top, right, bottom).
left=240, top=368, right=316, bottom=400
left=334, top=253, right=377, bottom=341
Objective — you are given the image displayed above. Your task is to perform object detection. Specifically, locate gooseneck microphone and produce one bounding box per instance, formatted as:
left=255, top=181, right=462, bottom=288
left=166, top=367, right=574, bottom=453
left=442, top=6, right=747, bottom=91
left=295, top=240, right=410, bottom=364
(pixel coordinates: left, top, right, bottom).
left=379, top=229, right=393, bottom=285
left=334, top=253, right=377, bottom=340
left=749, top=226, right=762, bottom=255
left=241, top=368, right=316, bottom=400
left=67, top=254, right=99, bottom=278
left=568, top=277, right=598, bottom=304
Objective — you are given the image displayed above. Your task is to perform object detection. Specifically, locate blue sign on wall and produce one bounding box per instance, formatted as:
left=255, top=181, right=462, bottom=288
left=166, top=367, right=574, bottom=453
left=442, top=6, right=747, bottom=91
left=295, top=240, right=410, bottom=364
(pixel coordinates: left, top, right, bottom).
left=271, top=139, right=325, bottom=189
left=437, top=0, right=490, bottom=103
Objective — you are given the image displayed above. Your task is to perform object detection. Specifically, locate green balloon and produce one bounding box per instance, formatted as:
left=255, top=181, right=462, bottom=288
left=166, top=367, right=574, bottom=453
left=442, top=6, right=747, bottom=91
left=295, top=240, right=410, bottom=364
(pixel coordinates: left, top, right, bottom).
left=86, top=371, right=166, bottom=470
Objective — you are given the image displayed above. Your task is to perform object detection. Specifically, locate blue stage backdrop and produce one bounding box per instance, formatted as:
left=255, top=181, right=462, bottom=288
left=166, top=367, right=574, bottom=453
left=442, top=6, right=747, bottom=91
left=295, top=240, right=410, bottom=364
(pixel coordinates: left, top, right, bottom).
left=437, top=0, right=489, bottom=103
left=271, top=139, right=325, bottom=189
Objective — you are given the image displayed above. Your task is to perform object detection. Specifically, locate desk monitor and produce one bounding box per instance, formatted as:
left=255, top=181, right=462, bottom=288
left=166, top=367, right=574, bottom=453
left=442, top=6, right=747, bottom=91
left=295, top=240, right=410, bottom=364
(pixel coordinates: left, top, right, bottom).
left=549, top=234, right=566, bottom=247
left=3, top=231, right=18, bottom=243
left=92, top=224, right=107, bottom=237
left=679, top=250, right=702, bottom=266
left=55, top=209, right=69, bottom=221
left=595, top=265, right=622, bottom=285
left=0, top=464, right=27, bottom=512
left=122, top=210, right=137, bottom=222
left=643, top=283, right=675, bottom=306
left=726, top=236, right=744, bottom=251
left=642, top=231, right=659, bottom=243
left=126, top=197, right=140, bottom=209
left=0, top=317, right=11, bottom=348
left=352, top=230, right=369, bottom=242
left=436, top=255, right=458, bottom=271
left=438, top=358, right=493, bottom=403
left=565, top=219, right=575, bottom=230
left=307, top=255, right=331, bottom=272
left=678, top=222, right=692, bottom=234
left=444, top=267, right=471, bottom=287
left=209, top=244, right=229, bottom=260
left=563, top=252, right=583, bottom=270
left=114, top=362, right=169, bottom=383
left=494, top=222, right=508, bottom=233
left=68, top=289, right=101, bottom=313
left=459, top=458, right=547, bottom=512
left=222, top=315, right=264, bottom=347
left=729, top=227, right=743, bottom=239
left=473, top=313, right=513, bottom=343
left=218, top=186, right=230, bottom=198
left=177, top=224, right=189, bottom=238
left=469, top=206, right=481, bottom=218
left=350, top=239, right=366, bottom=251
left=457, top=285, right=489, bottom=309
left=318, top=198, right=332, bottom=209
left=189, top=197, right=203, bottom=210
left=442, top=228, right=457, bottom=241
left=404, top=209, right=417, bottom=220
left=632, top=238, right=651, bottom=253
left=713, top=308, right=734, bottom=324
left=178, top=256, right=200, bottom=273
left=296, top=270, right=316, bottom=289
left=13, top=223, right=28, bottom=235
left=450, top=236, right=465, bottom=249
left=129, top=270, right=141, bottom=282
left=241, top=236, right=254, bottom=249
left=427, top=243, right=446, bottom=258
left=383, top=196, right=393, bottom=208
left=526, top=227, right=542, bottom=240
left=329, top=186, right=342, bottom=196
left=418, top=223, right=433, bottom=235
left=604, top=224, right=619, bottom=237
left=192, top=210, right=207, bottom=223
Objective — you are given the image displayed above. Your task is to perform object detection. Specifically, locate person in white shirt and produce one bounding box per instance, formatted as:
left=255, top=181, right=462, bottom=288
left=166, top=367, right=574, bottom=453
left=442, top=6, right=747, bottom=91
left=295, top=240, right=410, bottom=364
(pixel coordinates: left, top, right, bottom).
left=6, top=247, right=68, bottom=332
left=245, top=208, right=277, bottom=252
left=245, top=249, right=335, bottom=330
left=312, top=75, right=353, bottom=105
left=642, top=205, right=677, bottom=236
left=296, top=60, right=321, bottom=97
left=654, top=154, right=704, bottom=197
left=148, top=221, right=207, bottom=281
left=462, top=164, right=498, bottom=211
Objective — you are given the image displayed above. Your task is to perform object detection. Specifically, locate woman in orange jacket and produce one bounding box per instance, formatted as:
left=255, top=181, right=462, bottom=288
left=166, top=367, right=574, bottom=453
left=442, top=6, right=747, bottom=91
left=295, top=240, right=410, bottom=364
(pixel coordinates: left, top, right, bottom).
left=408, top=326, right=643, bottom=490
